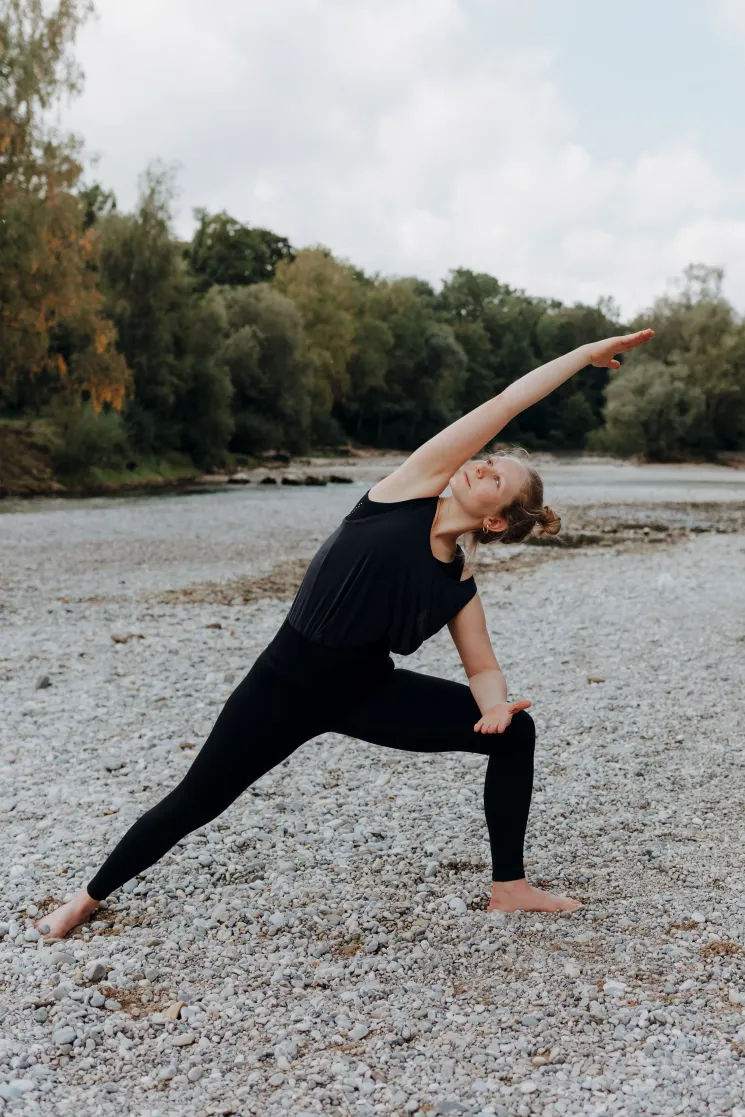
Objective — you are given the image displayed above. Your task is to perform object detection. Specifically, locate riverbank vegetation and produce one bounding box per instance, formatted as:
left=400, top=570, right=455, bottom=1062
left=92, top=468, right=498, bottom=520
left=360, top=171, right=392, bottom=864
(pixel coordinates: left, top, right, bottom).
left=2, top=0, right=744, bottom=495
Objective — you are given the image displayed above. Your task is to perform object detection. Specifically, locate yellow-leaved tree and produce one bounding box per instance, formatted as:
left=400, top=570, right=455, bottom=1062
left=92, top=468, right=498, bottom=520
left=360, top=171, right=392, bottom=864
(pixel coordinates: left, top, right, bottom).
left=0, top=0, right=130, bottom=413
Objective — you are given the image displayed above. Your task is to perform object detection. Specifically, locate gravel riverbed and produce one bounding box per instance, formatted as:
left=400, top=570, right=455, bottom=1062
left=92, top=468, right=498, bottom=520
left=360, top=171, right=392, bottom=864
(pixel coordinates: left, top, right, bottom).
left=1, top=462, right=745, bottom=1117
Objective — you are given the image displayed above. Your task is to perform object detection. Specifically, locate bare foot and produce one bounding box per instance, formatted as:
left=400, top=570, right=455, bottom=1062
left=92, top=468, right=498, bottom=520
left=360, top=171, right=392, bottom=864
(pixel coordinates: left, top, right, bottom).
left=488, top=877, right=582, bottom=914
left=35, top=890, right=101, bottom=940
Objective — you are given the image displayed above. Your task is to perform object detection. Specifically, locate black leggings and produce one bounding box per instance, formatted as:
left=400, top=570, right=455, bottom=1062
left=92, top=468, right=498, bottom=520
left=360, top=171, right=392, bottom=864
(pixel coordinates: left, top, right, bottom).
left=86, top=619, right=535, bottom=900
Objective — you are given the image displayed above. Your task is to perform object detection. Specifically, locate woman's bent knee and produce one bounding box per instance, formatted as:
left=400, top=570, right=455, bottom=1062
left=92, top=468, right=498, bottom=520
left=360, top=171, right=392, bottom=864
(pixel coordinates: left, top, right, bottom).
left=512, top=709, right=535, bottom=739
left=493, top=709, right=535, bottom=754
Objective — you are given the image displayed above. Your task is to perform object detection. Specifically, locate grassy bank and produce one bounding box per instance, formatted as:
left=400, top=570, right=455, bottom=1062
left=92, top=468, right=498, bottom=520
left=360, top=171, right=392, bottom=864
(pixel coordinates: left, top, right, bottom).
left=0, top=418, right=207, bottom=498
left=0, top=414, right=364, bottom=498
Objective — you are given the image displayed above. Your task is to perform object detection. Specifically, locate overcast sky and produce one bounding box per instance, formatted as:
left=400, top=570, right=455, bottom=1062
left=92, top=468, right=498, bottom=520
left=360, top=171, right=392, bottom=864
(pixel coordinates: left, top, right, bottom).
left=60, top=0, right=745, bottom=320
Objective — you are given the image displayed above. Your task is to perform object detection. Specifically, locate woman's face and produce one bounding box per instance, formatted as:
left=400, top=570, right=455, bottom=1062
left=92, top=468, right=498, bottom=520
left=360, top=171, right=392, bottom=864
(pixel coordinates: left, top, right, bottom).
left=451, top=455, right=528, bottom=531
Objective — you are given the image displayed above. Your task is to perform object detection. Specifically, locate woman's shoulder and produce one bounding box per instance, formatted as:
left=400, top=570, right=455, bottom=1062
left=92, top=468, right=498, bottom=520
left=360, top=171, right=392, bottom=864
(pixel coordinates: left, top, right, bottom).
left=346, top=483, right=436, bottom=522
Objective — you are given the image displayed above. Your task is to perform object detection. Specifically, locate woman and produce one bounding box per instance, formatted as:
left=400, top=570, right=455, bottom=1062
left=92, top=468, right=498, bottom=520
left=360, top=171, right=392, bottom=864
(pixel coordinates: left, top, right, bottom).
left=37, top=328, right=653, bottom=940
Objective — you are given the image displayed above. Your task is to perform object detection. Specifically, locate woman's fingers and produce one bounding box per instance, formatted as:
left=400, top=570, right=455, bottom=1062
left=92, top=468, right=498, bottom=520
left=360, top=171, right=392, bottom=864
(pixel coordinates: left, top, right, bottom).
left=475, top=700, right=530, bottom=732
left=590, top=328, right=654, bottom=367
left=617, top=328, right=655, bottom=352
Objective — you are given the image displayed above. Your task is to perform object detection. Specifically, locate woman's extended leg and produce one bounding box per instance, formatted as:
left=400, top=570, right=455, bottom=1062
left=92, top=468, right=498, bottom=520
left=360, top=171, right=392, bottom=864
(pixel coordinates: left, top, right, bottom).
left=36, top=656, right=326, bottom=939
left=327, top=667, right=580, bottom=913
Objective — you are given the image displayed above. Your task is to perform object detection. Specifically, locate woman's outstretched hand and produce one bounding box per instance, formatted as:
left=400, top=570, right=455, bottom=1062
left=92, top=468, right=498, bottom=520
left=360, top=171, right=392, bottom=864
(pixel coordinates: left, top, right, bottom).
left=587, top=328, right=654, bottom=370
left=474, top=699, right=532, bottom=734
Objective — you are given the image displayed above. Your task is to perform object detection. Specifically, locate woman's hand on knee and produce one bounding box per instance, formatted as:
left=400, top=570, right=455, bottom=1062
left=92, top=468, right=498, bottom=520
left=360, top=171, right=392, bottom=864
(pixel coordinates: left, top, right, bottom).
left=474, top=699, right=531, bottom=734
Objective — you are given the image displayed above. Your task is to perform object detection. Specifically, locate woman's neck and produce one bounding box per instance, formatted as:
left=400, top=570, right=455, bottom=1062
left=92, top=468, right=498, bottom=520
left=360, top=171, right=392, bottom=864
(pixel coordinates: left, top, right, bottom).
left=432, top=496, right=478, bottom=554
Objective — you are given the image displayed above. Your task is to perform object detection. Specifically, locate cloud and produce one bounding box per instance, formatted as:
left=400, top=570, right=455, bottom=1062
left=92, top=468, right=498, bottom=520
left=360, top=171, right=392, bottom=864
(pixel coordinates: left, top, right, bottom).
left=714, top=0, right=745, bottom=39
left=61, top=0, right=745, bottom=319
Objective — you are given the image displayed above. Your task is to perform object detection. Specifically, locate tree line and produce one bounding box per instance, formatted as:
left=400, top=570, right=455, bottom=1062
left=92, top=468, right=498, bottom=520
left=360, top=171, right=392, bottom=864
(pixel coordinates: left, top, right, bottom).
left=2, top=0, right=744, bottom=481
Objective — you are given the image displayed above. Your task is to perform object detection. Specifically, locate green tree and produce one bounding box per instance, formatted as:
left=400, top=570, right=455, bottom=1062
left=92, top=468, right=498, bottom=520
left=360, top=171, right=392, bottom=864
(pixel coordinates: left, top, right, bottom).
left=187, top=209, right=293, bottom=292
left=437, top=274, right=623, bottom=451
left=338, top=277, right=467, bottom=449
left=97, top=162, right=232, bottom=466
left=96, top=163, right=187, bottom=437
left=620, top=264, right=745, bottom=457
left=217, top=283, right=311, bottom=454
left=595, top=358, right=706, bottom=459
left=273, top=248, right=361, bottom=442
left=437, top=268, right=507, bottom=322
left=77, top=180, right=117, bottom=229
left=176, top=285, right=234, bottom=468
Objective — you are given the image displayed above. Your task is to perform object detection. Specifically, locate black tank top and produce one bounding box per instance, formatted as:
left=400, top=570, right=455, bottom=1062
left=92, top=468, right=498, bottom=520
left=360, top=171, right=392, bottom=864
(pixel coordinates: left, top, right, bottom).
left=285, top=488, right=478, bottom=655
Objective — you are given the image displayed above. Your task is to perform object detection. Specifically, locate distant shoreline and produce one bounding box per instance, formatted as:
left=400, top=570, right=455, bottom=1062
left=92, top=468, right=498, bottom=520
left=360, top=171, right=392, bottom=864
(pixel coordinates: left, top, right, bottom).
left=1, top=446, right=743, bottom=500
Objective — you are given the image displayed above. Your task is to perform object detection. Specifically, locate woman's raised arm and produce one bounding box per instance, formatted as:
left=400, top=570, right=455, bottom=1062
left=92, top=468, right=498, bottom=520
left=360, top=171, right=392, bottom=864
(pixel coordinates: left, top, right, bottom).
left=390, top=329, right=654, bottom=492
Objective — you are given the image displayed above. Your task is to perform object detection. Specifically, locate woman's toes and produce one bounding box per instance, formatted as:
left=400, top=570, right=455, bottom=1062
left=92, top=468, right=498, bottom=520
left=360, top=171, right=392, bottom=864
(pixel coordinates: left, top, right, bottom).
left=34, top=900, right=90, bottom=940
left=36, top=914, right=63, bottom=939
left=555, top=895, right=582, bottom=911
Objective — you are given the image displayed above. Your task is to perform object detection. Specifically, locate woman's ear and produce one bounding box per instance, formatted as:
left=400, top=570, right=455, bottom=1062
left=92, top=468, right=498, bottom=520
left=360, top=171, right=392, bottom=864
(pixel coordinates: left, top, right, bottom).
left=484, top=514, right=507, bottom=534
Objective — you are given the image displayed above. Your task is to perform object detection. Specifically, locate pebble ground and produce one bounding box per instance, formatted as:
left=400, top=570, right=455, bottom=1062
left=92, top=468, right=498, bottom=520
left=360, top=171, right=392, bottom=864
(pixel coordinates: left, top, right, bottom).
left=1, top=471, right=744, bottom=1117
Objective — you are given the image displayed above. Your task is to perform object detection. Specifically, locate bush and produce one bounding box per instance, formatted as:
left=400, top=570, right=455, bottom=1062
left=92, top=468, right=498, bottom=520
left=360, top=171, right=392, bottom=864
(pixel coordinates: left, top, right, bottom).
left=51, top=402, right=132, bottom=475
left=310, top=411, right=347, bottom=447
left=230, top=410, right=283, bottom=454
left=596, top=359, right=706, bottom=460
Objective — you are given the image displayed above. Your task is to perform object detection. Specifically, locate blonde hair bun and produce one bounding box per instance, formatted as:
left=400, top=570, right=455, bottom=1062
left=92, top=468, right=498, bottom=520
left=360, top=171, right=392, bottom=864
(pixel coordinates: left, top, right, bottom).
left=534, top=505, right=561, bottom=537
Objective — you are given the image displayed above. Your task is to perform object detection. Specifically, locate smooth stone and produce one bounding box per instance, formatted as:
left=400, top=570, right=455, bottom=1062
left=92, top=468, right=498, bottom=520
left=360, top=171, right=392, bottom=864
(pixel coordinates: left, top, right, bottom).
left=444, top=896, right=467, bottom=915
left=0, top=1081, right=36, bottom=1100
left=48, top=951, right=76, bottom=965
left=84, top=961, right=107, bottom=982
left=171, top=1032, right=196, bottom=1046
